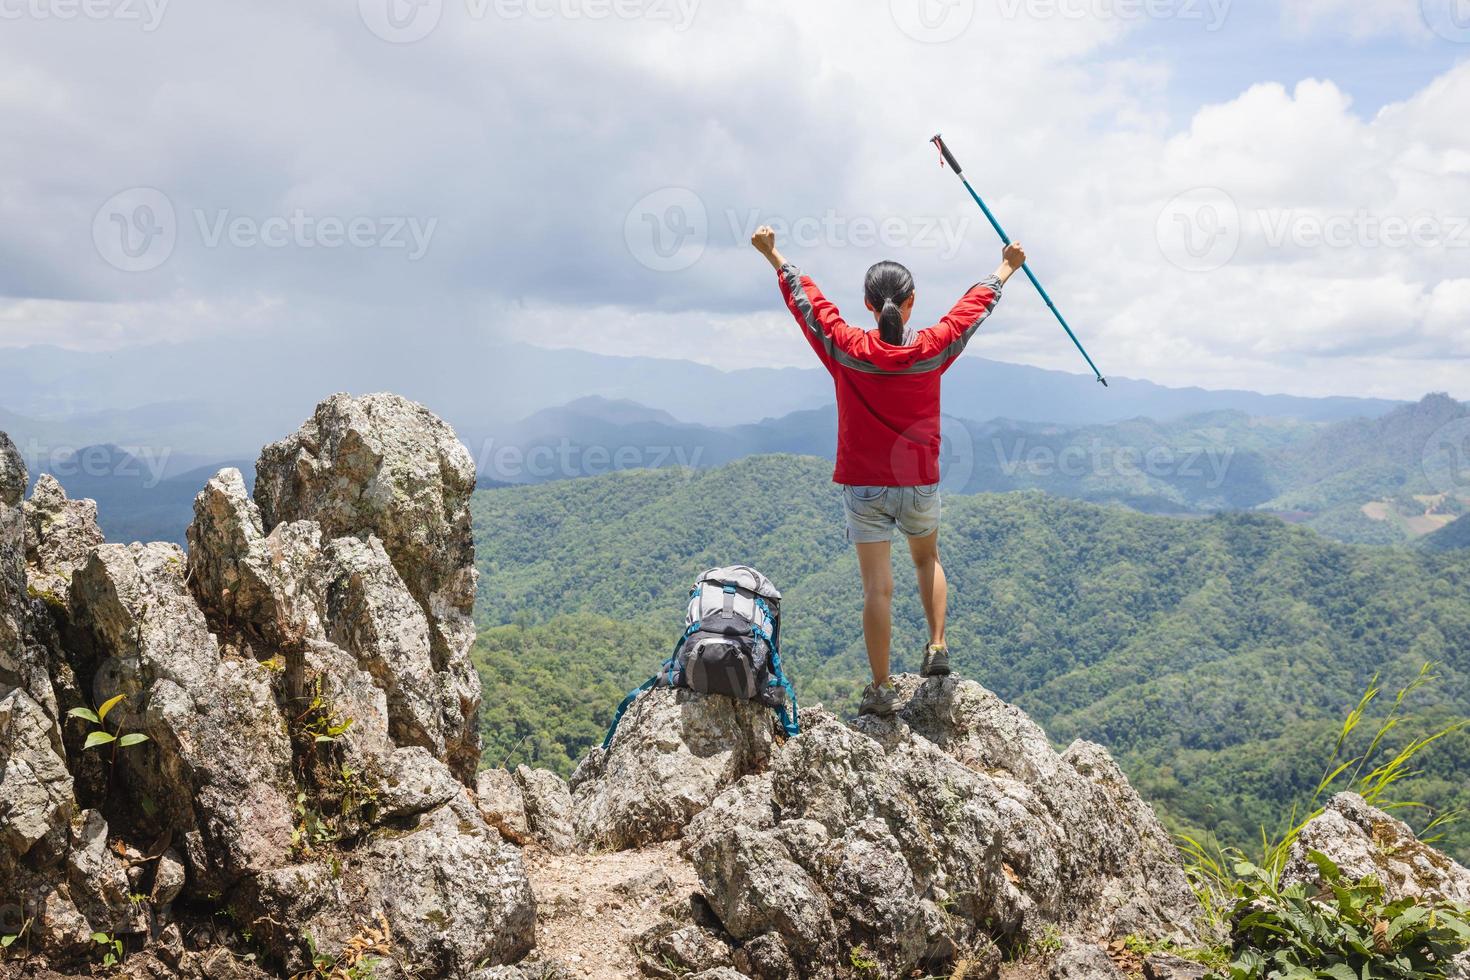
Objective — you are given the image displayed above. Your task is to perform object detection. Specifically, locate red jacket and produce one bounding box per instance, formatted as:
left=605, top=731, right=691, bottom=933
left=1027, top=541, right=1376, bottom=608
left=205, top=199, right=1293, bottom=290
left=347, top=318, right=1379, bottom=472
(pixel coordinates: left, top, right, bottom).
left=777, top=264, right=1004, bottom=487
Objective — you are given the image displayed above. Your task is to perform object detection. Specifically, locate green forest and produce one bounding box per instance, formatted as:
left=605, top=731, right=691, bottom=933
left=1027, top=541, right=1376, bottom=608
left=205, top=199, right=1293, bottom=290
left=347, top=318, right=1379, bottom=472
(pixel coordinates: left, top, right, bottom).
left=469, top=454, right=1470, bottom=861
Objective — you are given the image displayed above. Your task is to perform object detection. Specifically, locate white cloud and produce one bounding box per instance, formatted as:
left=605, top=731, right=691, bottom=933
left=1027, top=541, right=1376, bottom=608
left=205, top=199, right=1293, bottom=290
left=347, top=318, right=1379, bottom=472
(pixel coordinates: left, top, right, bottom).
left=0, top=0, right=1467, bottom=403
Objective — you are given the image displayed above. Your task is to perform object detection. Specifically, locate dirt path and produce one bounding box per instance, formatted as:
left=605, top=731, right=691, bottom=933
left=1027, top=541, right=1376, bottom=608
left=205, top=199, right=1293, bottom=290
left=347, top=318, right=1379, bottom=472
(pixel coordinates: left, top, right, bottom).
left=525, top=841, right=702, bottom=980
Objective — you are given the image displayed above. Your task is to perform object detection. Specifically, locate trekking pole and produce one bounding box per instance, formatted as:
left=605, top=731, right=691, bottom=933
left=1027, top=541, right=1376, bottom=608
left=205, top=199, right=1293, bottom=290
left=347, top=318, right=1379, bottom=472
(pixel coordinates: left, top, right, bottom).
left=930, top=134, right=1108, bottom=387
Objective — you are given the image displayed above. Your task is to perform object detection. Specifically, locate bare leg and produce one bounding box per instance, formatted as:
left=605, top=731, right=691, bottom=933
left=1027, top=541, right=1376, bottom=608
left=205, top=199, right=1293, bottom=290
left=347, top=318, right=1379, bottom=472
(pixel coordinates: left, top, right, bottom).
left=854, top=540, right=894, bottom=686
left=907, top=529, right=947, bottom=649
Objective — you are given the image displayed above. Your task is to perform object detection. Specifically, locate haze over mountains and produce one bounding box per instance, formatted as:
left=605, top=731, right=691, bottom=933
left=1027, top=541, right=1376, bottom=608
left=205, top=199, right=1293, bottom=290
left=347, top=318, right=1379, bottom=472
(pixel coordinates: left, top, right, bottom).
left=5, top=339, right=1463, bottom=547
left=2, top=338, right=1402, bottom=456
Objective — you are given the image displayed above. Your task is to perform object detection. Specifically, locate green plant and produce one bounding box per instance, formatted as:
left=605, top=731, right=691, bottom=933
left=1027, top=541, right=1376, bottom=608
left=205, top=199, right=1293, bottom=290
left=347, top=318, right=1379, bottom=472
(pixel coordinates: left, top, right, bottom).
left=91, top=930, right=123, bottom=968
left=848, top=945, right=880, bottom=975
left=292, top=678, right=354, bottom=745
left=1, top=915, right=33, bottom=958
left=1035, top=925, right=1064, bottom=956
left=291, top=793, right=339, bottom=858
left=293, top=918, right=389, bottom=980
left=68, top=693, right=150, bottom=754
left=1216, top=851, right=1470, bottom=979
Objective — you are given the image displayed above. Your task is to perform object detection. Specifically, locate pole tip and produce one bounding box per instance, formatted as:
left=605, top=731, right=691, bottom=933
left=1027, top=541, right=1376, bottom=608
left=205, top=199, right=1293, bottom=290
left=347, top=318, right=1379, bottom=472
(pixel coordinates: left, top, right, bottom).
left=1098, top=377, right=1109, bottom=387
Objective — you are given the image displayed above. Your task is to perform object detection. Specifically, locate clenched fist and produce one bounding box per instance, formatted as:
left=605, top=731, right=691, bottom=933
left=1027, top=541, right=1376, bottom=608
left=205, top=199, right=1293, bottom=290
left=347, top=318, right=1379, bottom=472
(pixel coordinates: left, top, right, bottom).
left=751, top=224, right=778, bottom=255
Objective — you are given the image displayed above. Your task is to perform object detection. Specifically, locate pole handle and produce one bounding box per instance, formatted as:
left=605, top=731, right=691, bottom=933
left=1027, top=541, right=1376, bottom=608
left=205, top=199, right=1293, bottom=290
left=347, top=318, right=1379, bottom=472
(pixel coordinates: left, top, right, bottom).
left=931, top=134, right=963, bottom=176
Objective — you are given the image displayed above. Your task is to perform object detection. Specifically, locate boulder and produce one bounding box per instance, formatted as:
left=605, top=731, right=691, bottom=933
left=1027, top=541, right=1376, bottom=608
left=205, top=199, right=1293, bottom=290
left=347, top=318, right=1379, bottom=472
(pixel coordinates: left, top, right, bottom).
left=1143, top=952, right=1210, bottom=980
left=636, top=920, right=734, bottom=978
left=477, top=767, right=531, bottom=844
left=0, top=687, right=74, bottom=871
left=22, top=474, right=104, bottom=608
left=65, top=808, right=145, bottom=936
left=570, top=686, right=780, bottom=851
left=516, top=765, right=576, bottom=853
left=730, top=932, right=798, bottom=980
left=1050, top=938, right=1123, bottom=980
left=253, top=393, right=481, bottom=780
left=1282, top=792, right=1470, bottom=904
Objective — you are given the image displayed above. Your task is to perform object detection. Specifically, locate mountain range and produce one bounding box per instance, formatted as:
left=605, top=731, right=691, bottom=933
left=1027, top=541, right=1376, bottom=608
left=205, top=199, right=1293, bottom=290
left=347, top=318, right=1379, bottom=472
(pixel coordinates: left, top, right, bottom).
left=0, top=338, right=1403, bottom=457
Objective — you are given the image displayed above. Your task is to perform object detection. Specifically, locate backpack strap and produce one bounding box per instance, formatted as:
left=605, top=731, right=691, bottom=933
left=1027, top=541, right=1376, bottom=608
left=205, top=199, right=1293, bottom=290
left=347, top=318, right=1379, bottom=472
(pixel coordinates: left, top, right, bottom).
left=602, top=638, right=682, bottom=750
left=754, top=626, right=800, bottom=738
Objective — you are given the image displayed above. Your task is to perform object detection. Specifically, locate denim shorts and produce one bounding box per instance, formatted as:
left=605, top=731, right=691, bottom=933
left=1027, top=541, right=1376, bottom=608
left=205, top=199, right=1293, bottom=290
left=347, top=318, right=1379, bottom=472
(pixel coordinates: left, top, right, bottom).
left=840, top=484, right=941, bottom=543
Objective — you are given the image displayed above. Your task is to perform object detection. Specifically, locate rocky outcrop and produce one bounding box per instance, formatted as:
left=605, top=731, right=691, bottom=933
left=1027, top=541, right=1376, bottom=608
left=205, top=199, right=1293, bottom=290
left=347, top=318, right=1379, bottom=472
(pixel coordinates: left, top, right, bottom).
left=253, top=392, right=481, bottom=782
left=563, top=674, right=1205, bottom=980
left=1282, top=794, right=1470, bottom=980
left=1283, top=792, right=1470, bottom=905
left=0, top=395, right=534, bottom=978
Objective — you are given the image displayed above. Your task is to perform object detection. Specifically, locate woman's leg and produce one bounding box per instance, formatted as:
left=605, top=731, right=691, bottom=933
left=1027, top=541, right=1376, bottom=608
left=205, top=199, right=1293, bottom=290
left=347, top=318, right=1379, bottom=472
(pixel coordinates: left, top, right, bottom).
left=855, top=540, right=895, bottom=686
left=907, top=529, right=947, bottom=649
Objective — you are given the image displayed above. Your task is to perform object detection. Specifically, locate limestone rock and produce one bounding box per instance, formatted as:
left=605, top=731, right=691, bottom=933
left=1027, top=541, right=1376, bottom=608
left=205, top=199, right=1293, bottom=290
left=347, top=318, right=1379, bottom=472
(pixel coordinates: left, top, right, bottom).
left=151, top=846, right=188, bottom=907
left=515, top=765, right=576, bottom=853
left=69, top=541, right=297, bottom=894
left=0, top=687, right=74, bottom=870
left=570, top=686, right=779, bottom=852
left=66, top=808, right=145, bottom=935
left=731, top=932, right=798, bottom=980
left=253, top=392, right=481, bottom=779
left=1282, top=792, right=1470, bottom=904
left=477, top=767, right=530, bottom=844
left=237, top=793, right=536, bottom=978
left=186, top=467, right=324, bottom=645
left=1051, top=938, right=1123, bottom=980
left=374, top=745, right=463, bottom=820
left=1143, top=952, right=1210, bottom=980
left=1, top=433, right=30, bottom=690
left=681, top=679, right=1205, bottom=980
left=22, top=474, right=104, bottom=607
left=319, top=534, right=477, bottom=769
left=636, top=921, right=734, bottom=978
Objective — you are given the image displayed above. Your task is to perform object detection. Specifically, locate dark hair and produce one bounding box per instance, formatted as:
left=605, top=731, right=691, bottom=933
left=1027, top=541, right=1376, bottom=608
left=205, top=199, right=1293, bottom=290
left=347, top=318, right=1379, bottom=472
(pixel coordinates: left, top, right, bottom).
left=864, top=260, right=915, bottom=345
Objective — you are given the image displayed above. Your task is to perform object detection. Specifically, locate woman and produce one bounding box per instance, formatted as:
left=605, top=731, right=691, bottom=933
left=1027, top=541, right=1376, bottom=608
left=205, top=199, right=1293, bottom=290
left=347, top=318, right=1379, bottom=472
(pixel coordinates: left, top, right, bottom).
left=751, top=224, right=1026, bottom=716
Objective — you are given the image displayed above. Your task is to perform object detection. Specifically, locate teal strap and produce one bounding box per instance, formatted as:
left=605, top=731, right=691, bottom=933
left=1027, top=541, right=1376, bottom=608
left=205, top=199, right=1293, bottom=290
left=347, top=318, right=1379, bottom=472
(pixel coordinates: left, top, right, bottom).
left=759, top=628, right=801, bottom=737
left=603, top=641, right=680, bottom=750
left=602, top=674, right=659, bottom=750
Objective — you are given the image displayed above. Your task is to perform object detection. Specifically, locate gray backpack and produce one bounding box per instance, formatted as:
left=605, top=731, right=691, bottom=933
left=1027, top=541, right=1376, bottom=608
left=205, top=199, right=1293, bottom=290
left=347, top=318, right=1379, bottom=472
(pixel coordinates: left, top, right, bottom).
left=603, top=566, right=799, bottom=748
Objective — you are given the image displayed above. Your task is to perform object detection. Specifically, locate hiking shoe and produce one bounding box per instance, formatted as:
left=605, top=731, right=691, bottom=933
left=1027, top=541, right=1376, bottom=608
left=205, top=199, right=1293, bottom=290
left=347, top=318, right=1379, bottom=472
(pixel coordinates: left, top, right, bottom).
left=859, top=681, right=899, bottom=717
left=920, top=643, right=951, bottom=678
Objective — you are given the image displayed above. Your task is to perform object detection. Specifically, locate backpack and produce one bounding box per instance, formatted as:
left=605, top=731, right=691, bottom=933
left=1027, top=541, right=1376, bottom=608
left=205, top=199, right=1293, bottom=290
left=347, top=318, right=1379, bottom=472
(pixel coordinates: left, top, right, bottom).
left=602, top=565, right=799, bottom=749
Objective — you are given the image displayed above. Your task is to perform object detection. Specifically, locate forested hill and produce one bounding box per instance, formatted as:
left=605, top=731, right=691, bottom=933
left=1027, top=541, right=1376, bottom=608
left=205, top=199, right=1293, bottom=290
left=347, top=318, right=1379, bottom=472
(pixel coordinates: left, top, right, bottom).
left=470, top=454, right=1470, bottom=859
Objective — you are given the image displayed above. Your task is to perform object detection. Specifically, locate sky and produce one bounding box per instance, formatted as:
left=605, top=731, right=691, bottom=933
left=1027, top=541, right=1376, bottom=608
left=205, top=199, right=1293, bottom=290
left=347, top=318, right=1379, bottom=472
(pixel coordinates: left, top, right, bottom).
left=1, top=0, right=1469, bottom=401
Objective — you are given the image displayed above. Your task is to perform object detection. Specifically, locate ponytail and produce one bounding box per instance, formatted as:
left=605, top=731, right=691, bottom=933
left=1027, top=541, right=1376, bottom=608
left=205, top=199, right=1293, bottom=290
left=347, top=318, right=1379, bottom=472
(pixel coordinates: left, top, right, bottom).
left=864, top=260, right=915, bottom=346
left=879, top=298, right=905, bottom=345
